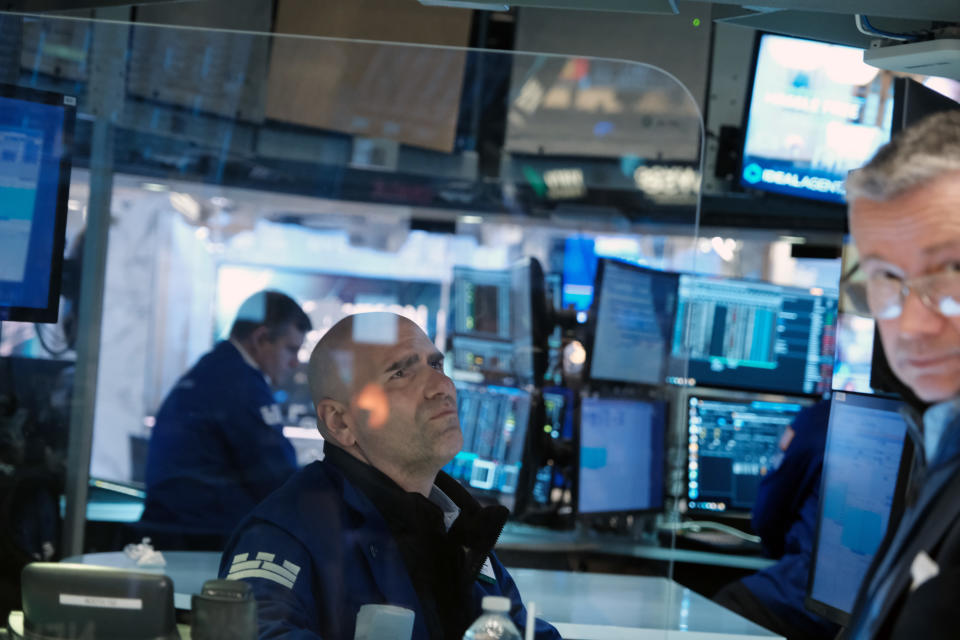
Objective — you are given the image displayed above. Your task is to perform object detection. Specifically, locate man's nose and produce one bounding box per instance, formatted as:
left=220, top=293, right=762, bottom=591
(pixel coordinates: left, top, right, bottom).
left=897, top=289, right=946, bottom=338
left=425, top=367, right=456, bottom=400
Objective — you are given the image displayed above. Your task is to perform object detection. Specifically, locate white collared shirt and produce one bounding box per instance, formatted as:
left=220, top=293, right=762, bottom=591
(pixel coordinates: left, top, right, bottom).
left=428, top=485, right=461, bottom=532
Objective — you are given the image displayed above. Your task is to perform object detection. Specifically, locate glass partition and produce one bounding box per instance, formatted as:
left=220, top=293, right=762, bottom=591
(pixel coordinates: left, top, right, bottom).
left=0, top=10, right=716, bottom=638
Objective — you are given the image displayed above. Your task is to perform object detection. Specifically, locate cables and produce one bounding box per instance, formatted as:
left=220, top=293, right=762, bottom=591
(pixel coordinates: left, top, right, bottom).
left=855, top=14, right=919, bottom=42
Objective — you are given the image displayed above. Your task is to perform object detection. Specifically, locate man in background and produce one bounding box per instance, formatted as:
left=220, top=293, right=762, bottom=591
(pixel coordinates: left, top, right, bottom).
left=142, top=290, right=311, bottom=535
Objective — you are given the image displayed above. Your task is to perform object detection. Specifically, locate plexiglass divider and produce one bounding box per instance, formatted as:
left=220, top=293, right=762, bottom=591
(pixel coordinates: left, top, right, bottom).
left=0, top=10, right=706, bottom=637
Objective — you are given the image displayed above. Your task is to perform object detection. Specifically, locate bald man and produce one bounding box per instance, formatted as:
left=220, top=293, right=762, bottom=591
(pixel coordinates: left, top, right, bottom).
left=219, top=313, right=559, bottom=640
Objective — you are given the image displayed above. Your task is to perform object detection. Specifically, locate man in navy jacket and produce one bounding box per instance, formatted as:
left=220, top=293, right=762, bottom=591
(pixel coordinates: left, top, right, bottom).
left=220, top=312, right=559, bottom=639
left=143, top=290, right=311, bottom=535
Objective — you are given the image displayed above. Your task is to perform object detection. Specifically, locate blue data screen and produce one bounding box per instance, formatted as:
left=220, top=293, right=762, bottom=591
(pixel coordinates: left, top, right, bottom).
left=0, top=95, right=69, bottom=310
left=578, top=397, right=665, bottom=514
left=809, top=393, right=907, bottom=616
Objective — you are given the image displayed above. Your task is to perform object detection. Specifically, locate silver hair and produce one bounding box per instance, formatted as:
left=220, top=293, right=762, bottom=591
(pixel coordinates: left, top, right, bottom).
left=845, top=109, right=960, bottom=202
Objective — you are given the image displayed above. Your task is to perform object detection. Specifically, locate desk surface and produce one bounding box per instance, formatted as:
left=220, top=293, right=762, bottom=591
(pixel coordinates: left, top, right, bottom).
left=500, top=523, right=774, bottom=571
left=63, top=553, right=781, bottom=639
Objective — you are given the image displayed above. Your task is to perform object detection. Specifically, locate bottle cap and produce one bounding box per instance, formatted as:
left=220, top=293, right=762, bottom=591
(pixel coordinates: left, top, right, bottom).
left=481, top=596, right=511, bottom=613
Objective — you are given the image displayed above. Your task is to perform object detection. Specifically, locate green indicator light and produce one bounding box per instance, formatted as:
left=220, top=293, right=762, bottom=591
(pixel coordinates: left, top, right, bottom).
left=692, top=18, right=701, bottom=27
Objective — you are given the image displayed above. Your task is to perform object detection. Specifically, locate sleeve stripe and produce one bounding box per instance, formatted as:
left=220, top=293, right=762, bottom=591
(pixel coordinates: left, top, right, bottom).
left=227, top=568, right=294, bottom=589
left=260, top=561, right=298, bottom=582
left=255, top=552, right=276, bottom=561
left=282, top=560, right=301, bottom=576
left=229, top=560, right=261, bottom=572
left=233, top=553, right=249, bottom=563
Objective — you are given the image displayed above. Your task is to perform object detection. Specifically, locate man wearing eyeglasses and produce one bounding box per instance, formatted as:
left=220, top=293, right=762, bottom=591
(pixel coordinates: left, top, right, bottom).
left=841, top=110, right=960, bottom=639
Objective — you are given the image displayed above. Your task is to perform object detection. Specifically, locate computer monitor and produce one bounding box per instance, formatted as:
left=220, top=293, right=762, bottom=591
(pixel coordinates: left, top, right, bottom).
left=682, top=388, right=811, bottom=515
left=739, top=33, right=894, bottom=204
left=452, top=266, right=512, bottom=341
left=0, top=84, right=76, bottom=323
left=449, top=259, right=543, bottom=384
left=806, top=391, right=909, bottom=625
left=20, top=563, right=179, bottom=640
left=669, top=275, right=837, bottom=396
left=444, top=382, right=532, bottom=511
left=891, top=76, right=959, bottom=135
left=577, top=396, right=666, bottom=515
left=587, top=259, right=679, bottom=387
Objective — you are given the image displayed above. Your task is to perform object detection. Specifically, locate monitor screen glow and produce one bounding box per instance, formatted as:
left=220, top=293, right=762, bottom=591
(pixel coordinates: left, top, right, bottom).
left=808, top=392, right=907, bottom=623
left=578, top=397, right=665, bottom=514
left=740, top=34, right=894, bottom=204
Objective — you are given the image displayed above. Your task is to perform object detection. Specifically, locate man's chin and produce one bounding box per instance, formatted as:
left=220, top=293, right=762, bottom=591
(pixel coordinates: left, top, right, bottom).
left=906, top=376, right=960, bottom=403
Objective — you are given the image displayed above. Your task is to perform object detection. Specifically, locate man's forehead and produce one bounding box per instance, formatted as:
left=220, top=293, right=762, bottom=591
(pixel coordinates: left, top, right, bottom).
left=350, top=320, right=432, bottom=360
left=850, top=177, right=960, bottom=260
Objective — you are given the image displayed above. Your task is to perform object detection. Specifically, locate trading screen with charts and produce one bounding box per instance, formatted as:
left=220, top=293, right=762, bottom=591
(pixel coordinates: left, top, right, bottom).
left=686, top=393, right=807, bottom=513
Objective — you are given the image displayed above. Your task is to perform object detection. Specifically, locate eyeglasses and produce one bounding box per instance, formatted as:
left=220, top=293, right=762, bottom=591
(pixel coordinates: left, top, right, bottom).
left=841, top=262, right=960, bottom=319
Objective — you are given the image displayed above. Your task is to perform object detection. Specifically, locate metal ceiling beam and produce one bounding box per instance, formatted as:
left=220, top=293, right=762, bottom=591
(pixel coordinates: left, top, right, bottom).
left=689, top=0, right=960, bottom=23
left=0, top=0, right=195, bottom=12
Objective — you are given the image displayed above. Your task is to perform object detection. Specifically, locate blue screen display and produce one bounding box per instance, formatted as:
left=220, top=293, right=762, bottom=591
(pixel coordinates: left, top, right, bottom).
left=668, top=275, right=838, bottom=395
left=578, top=397, right=665, bottom=514
left=740, top=34, right=893, bottom=203
left=0, top=95, right=69, bottom=312
left=810, top=392, right=907, bottom=616
left=685, top=393, right=806, bottom=513
left=590, top=260, right=679, bottom=386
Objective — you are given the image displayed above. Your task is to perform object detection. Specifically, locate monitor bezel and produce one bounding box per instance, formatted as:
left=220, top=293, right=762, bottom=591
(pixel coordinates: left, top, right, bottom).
left=0, top=83, right=76, bottom=324
left=675, top=385, right=815, bottom=518
left=584, top=257, right=680, bottom=389
left=804, top=390, right=913, bottom=627
left=575, top=392, right=668, bottom=518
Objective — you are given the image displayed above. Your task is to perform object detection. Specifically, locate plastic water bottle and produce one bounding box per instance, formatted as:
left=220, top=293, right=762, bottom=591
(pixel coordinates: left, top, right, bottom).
left=463, top=596, right=522, bottom=640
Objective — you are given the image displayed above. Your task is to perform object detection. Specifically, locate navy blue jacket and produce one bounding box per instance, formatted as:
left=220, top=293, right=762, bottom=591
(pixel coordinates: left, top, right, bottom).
left=143, top=341, right=297, bottom=533
left=742, top=399, right=839, bottom=638
left=219, top=459, right=561, bottom=640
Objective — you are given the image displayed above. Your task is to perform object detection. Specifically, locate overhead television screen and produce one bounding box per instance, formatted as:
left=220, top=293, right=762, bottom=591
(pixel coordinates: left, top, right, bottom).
left=740, top=33, right=893, bottom=204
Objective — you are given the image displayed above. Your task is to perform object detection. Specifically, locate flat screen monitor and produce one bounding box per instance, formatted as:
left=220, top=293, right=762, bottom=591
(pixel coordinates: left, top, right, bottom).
left=683, top=388, right=811, bottom=515
left=891, top=76, right=960, bottom=135
left=452, top=266, right=512, bottom=341
left=21, top=563, right=179, bottom=640
left=587, top=259, right=679, bottom=387
left=444, top=382, right=532, bottom=511
left=668, top=275, right=837, bottom=396
left=740, top=33, right=894, bottom=204
left=0, top=84, right=75, bottom=323
left=450, top=260, right=540, bottom=384
left=578, top=396, right=666, bottom=515
left=807, top=391, right=909, bottom=625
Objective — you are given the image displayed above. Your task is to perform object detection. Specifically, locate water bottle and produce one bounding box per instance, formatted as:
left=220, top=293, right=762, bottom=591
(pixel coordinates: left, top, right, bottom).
left=463, top=596, right=522, bottom=640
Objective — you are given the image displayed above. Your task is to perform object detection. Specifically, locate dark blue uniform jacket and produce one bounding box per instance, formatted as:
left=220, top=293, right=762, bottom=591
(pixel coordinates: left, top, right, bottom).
left=143, top=341, right=297, bottom=533
left=218, top=459, right=561, bottom=640
left=742, top=399, right=839, bottom=638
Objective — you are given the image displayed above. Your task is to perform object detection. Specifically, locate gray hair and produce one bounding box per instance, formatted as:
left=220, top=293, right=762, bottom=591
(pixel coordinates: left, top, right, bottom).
left=845, top=109, right=960, bottom=202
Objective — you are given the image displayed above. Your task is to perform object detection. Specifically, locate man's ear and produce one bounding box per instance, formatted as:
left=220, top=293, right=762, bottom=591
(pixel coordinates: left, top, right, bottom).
left=250, top=325, right=272, bottom=347
left=317, top=399, right=357, bottom=448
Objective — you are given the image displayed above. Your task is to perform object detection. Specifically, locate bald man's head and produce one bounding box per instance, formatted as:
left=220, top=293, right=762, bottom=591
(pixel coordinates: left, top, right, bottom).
left=307, top=312, right=462, bottom=492
left=308, top=312, right=425, bottom=433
